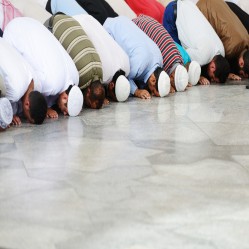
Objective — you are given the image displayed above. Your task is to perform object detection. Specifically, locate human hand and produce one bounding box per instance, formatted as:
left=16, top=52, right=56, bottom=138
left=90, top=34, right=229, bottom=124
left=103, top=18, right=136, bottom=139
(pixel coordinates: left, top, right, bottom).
left=199, top=76, right=210, bottom=85
left=12, top=115, right=21, bottom=125
left=134, top=89, right=151, bottom=99
left=46, top=108, right=58, bottom=119
left=228, top=73, right=241, bottom=81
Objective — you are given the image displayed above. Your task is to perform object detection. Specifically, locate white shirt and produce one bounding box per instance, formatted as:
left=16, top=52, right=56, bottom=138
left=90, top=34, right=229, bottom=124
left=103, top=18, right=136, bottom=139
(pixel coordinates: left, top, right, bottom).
left=74, top=14, right=130, bottom=84
left=226, top=0, right=238, bottom=4
left=176, top=0, right=225, bottom=66
left=188, top=0, right=199, bottom=4
left=0, top=37, right=32, bottom=103
left=3, top=17, right=79, bottom=103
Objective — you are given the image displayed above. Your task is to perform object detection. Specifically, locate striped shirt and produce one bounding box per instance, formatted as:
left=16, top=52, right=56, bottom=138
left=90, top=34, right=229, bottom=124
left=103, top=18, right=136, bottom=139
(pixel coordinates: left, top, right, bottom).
left=50, top=14, right=103, bottom=89
left=133, top=14, right=183, bottom=75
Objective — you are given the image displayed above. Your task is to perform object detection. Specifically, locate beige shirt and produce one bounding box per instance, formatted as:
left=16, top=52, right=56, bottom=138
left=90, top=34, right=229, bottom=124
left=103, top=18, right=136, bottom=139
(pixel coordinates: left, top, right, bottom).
left=9, top=0, right=51, bottom=24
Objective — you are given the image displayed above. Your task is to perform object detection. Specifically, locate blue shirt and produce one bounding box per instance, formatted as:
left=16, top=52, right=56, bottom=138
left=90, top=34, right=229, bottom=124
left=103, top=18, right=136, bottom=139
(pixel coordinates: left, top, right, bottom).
left=51, top=0, right=87, bottom=16
left=175, top=42, right=191, bottom=65
left=104, top=16, right=163, bottom=95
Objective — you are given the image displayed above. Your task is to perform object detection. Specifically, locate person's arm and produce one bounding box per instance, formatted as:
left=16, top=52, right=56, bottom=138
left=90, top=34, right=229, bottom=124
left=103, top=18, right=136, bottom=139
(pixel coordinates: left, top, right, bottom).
left=45, top=96, right=59, bottom=118
left=129, top=79, right=151, bottom=99
left=10, top=102, right=22, bottom=125
left=129, top=78, right=138, bottom=95
left=134, top=89, right=151, bottom=99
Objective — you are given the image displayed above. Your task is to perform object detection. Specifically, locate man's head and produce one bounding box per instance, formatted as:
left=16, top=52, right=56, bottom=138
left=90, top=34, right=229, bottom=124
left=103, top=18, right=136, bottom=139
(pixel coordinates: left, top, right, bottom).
left=170, top=65, right=188, bottom=92
left=83, top=80, right=105, bottom=109
left=187, top=61, right=201, bottom=86
left=106, top=70, right=130, bottom=102
left=207, top=55, right=230, bottom=83
left=237, top=49, right=249, bottom=78
left=57, top=85, right=83, bottom=116
left=22, top=91, right=47, bottom=124
left=147, top=67, right=170, bottom=97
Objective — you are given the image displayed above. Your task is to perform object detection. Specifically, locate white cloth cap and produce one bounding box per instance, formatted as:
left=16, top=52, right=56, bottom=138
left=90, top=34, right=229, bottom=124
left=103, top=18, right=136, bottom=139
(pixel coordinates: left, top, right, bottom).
left=115, top=75, right=130, bottom=102
left=0, top=74, right=6, bottom=96
left=67, top=85, right=83, bottom=117
left=174, top=65, right=188, bottom=92
left=0, top=97, right=13, bottom=129
left=188, top=61, right=201, bottom=86
left=158, top=71, right=170, bottom=97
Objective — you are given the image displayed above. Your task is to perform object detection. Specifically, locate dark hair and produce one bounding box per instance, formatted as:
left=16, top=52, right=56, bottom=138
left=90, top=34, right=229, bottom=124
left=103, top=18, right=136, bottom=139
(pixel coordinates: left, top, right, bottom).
left=111, top=69, right=126, bottom=98
left=112, top=69, right=125, bottom=83
left=86, top=80, right=105, bottom=109
left=29, top=91, right=47, bottom=124
left=152, top=67, right=164, bottom=92
left=243, top=50, right=249, bottom=75
left=213, top=55, right=230, bottom=83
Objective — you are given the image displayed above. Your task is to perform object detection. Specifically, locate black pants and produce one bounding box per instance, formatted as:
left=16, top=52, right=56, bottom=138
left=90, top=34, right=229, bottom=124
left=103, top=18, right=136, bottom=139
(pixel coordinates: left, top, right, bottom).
left=76, top=0, right=118, bottom=25
left=45, top=0, right=52, bottom=14
left=226, top=1, right=249, bottom=33
left=0, top=28, right=3, bottom=37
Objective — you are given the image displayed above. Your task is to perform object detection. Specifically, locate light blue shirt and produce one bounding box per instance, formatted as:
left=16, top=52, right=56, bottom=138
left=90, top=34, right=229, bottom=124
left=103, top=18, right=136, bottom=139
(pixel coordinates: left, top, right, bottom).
left=51, top=0, right=87, bottom=16
left=104, top=16, right=163, bottom=95
left=175, top=42, right=191, bottom=65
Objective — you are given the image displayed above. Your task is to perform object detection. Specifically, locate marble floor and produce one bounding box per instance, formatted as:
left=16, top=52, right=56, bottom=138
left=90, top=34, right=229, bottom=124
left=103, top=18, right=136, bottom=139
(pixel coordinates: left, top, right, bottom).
left=1, top=81, right=249, bottom=249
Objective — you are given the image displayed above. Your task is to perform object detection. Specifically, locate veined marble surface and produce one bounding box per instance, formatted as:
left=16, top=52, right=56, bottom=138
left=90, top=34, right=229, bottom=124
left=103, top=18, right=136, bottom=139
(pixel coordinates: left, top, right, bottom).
left=1, top=82, right=249, bottom=249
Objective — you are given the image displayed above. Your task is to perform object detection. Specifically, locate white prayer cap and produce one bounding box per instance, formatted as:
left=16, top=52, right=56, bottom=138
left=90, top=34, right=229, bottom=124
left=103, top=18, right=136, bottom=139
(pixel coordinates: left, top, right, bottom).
left=67, top=85, right=83, bottom=117
left=188, top=61, right=201, bottom=86
left=0, top=97, right=13, bottom=129
left=174, top=65, right=188, bottom=92
left=0, top=74, right=6, bottom=96
left=115, top=75, right=130, bottom=102
left=158, top=70, right=170, bottom=97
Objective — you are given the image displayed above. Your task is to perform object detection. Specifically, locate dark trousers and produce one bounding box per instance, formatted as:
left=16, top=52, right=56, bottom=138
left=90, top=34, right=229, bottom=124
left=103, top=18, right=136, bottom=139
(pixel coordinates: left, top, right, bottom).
left=46, top=0, right=52, bottom=14
left=76, top=0, right=118, bottom=25
left=226, top=1, right=249, bottom=33
left=0, top=28, right=3, bottom=37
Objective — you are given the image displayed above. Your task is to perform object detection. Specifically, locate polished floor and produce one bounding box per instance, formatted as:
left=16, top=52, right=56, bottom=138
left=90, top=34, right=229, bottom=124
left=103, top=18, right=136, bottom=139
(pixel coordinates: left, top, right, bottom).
left=1, top=81, right=249, bottom=249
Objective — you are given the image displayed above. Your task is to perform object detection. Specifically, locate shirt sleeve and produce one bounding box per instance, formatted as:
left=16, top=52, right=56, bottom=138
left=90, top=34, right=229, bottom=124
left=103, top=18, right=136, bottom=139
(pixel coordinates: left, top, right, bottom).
left=129, top=78, right=138, bottom=95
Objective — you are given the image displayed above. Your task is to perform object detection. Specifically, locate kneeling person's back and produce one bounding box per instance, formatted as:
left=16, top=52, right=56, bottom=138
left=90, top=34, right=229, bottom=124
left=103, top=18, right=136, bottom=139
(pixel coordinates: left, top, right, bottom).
left=48, top=13, right=105, bottom=109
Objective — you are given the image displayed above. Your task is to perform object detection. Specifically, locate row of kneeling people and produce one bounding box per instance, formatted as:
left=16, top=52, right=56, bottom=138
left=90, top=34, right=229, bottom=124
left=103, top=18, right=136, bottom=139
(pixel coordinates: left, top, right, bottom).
left=0, top=0, right=249, bottom=131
